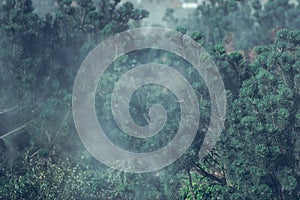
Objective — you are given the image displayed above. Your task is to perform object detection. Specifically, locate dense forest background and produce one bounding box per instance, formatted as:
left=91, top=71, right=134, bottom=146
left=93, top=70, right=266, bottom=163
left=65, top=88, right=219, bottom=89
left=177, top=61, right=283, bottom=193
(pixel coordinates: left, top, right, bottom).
left=0, top=0, right=299, bottom=199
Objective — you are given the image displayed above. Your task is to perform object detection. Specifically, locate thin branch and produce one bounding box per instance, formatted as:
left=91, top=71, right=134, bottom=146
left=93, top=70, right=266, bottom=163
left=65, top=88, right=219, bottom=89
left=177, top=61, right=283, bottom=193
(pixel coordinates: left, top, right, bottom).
left=1, top=137, right=17, bottom=152
left=52, top=110, right=71, bottom=144
left=41, top=70, right=53, bottom=88
left=0, top=91, right=30, bottom=115
left=143, top=113, right=151, bottom=124
left=0, top=122, right=31, bottom=140
left=0, top=104, right=18, bottom=114
left=187, top=169, right=196, bottom=200
left=30, top=149, right=41, bottom=158
left=80, top=8, right=86, bottom=31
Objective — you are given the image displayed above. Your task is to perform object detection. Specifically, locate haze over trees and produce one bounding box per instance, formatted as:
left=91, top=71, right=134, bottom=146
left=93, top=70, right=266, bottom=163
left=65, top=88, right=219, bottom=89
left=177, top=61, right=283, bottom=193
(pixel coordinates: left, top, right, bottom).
left=0, top=0, right=299, bottom=199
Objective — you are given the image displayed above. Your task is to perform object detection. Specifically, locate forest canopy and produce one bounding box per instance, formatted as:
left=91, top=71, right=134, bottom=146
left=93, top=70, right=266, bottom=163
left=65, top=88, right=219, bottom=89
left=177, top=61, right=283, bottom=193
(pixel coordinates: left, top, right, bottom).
left=0, top=0, right=299, bottom=199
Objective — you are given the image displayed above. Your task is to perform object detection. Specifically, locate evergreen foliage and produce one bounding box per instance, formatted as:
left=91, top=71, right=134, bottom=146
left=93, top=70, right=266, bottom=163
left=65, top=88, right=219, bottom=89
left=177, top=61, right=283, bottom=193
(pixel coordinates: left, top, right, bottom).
left=0, top=0, right=299, bottom=199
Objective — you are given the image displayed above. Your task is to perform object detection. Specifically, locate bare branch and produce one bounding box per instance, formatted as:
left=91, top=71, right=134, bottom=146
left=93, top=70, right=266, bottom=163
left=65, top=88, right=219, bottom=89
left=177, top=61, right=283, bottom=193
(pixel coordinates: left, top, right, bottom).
left=0, top=104, right=18, bottom=114
left=0, top=121, right=31, bottom=140
left=1, top=137, right=17, bottom=152
left=52, top=110, right=71, bottom=144
left=30, top=149, right=41, bottom=158
left=0, top=91, right=30, bottom=114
